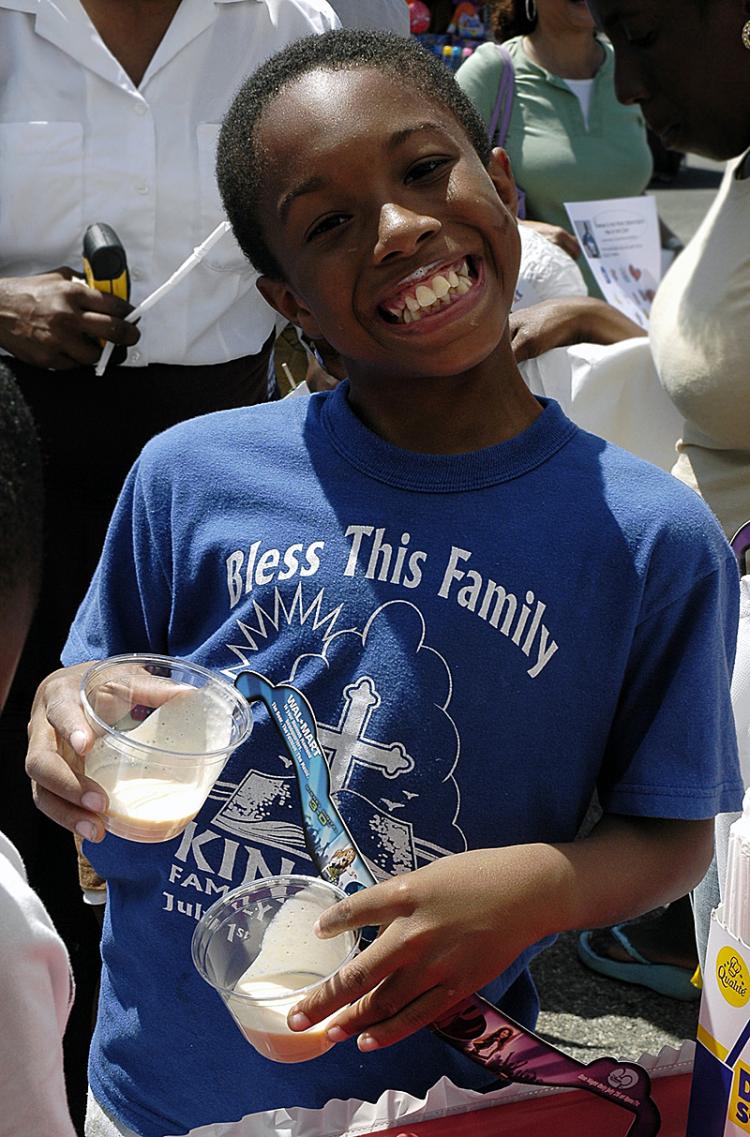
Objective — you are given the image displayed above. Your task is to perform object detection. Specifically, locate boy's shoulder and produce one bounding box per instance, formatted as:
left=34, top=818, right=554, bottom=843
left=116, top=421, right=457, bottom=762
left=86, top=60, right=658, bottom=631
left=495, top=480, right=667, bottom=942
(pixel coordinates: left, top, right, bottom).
left=570, top=427, right=736, bottom=588
left=139, top=392, right=316, bottom=471
left=586, top=429, right=708, bottom=515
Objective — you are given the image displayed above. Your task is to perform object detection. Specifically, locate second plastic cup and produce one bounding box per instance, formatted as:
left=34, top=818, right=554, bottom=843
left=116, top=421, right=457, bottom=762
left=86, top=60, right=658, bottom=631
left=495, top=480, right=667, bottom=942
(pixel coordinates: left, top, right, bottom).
left=81, top=654, right=253, bottom=842
left=191, top=874, right=359, bottom=1062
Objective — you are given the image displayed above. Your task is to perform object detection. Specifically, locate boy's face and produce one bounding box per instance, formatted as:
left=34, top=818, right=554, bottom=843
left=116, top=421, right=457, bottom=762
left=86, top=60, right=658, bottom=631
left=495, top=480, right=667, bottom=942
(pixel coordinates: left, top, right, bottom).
left=256, top=68, right=520, bottom=384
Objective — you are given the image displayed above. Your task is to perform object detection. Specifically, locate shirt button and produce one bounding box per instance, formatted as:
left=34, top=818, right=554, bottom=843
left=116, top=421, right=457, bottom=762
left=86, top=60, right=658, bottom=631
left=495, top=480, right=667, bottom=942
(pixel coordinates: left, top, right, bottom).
left=131, top=267, right=142, bottom=281
left=130, top=350, right=142, bottom=362
left=133, top=101, right=147, bottom=116
left=135, top=184, right=150, bottom=195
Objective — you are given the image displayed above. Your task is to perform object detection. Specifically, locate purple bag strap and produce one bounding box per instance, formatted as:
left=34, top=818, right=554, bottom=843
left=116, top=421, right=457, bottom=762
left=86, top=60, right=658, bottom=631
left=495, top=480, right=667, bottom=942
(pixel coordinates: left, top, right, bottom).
left=487, top=43, right=516, bottom=148
left=731, top=520, right=750, bottom=569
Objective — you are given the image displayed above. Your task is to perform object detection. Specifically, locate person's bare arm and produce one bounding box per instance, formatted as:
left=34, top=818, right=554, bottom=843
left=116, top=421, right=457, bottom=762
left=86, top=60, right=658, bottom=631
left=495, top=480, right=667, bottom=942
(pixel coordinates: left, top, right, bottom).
left=0, top=270, right=139, bottom=370
left=510, top=296, right=647, bottom=362
left=287, top=814, right=712, bottom=1051
left=519, top=219, right=581, bottom=261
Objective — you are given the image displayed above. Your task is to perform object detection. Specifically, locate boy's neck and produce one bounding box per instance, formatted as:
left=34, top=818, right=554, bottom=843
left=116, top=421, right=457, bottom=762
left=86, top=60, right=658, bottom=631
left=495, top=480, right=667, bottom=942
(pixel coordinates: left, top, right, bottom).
left=344, top=342, right=542, bottom=455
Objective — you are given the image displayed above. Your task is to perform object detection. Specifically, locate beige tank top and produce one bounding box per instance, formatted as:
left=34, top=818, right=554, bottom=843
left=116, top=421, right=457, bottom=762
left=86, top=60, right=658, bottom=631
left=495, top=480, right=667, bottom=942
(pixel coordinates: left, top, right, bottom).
left=650, top=151, right=750, bottom=539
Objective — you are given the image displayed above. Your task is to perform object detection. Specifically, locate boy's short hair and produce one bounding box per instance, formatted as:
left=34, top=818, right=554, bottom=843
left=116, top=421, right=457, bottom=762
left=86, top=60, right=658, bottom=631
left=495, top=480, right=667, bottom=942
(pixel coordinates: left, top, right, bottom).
left=217, top=29, right=492, bottom=281
left=0, top=363, right=43, bottom=600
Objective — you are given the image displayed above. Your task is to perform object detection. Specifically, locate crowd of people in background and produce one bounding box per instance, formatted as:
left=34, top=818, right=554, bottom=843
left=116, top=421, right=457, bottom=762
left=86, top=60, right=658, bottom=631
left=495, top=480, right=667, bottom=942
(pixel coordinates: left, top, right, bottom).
left=1, top=1, right=749, bottom=1135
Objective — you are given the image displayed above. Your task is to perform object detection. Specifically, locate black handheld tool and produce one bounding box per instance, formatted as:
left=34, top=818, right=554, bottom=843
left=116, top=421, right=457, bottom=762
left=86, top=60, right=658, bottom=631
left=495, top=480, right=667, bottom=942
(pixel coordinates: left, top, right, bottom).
left=82, top=223, right=130, bottom=368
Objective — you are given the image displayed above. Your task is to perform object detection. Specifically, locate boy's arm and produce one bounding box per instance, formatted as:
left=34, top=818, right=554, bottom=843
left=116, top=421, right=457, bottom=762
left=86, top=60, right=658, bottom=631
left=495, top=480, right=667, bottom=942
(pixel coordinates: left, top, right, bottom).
left=289, top=813, right=712, bottom=1051
left=292, top=530, right=739, bottom=1051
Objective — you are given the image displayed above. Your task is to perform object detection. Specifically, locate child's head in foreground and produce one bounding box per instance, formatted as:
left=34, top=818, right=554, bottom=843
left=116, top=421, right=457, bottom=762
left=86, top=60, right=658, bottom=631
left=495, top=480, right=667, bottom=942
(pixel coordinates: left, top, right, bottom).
left=0, top=362, right=42, bottom=710
left=217, top=30, right=521, bottom=385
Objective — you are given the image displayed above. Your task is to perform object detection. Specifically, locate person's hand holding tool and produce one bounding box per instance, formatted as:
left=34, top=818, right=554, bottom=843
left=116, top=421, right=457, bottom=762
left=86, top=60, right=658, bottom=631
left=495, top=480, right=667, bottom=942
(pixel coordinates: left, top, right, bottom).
left=0, top=268, right=139, bottom=370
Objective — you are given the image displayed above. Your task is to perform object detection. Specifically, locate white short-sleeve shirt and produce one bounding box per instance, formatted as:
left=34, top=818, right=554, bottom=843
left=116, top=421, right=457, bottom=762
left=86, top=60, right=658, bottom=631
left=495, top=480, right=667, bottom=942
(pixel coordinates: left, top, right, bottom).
left=0, top=830, right=77, bottom=1136
left=0, top=0, right=339, bottom=366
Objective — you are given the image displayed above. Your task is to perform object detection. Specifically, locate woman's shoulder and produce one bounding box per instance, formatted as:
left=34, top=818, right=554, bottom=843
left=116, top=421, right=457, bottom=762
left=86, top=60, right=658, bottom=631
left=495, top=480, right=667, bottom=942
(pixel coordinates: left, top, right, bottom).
left=458, top=39, right=502, bottom=74
left=455, top=39, right=504, bottom=108
left=490, top=35, right=526, bottom=66
left=457, top=37, right=524, bottom=82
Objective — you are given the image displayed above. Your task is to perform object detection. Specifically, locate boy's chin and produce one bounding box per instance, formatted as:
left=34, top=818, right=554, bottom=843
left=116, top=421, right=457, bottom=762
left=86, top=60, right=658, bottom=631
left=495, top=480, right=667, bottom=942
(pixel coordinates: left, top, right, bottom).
left=350, top=339, right=510, bottom=384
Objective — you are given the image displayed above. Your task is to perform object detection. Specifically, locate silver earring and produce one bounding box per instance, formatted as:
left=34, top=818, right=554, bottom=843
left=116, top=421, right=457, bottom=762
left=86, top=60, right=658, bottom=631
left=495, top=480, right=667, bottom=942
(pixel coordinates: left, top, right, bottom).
left=525, top=0, right=536, bottom=20
left=742, top=19, right=750, bottom=50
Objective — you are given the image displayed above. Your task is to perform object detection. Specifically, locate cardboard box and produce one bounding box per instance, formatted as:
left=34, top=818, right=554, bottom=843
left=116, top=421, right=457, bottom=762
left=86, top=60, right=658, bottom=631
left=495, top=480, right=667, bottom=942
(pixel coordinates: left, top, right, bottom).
left=687, top=906, right=750, bottom=1135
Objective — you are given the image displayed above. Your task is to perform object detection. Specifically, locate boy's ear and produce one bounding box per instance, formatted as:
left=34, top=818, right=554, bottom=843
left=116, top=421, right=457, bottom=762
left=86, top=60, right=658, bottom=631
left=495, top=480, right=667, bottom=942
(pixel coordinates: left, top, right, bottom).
left=257, top=277, right=325, bottom=340
left=488, top=147, right=518, bottom=219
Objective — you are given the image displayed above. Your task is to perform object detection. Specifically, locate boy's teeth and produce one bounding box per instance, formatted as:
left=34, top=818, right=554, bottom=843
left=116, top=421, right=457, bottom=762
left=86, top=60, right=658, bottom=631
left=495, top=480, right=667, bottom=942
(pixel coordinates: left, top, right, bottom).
left=415, top=284, right=437, bottom=307
left=384, top=257, right=474, bottom=324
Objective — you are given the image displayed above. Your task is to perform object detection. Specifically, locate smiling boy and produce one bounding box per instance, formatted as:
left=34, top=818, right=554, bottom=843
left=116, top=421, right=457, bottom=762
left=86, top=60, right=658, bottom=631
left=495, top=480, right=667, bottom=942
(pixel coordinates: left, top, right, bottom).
left=26, top=30, right=743, bottom=1137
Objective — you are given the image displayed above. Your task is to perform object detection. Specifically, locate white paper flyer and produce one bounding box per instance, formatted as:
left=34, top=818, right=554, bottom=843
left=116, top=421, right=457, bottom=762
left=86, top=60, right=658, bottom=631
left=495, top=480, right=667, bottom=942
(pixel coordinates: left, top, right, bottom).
left=564, top=196, right=662, bottom=328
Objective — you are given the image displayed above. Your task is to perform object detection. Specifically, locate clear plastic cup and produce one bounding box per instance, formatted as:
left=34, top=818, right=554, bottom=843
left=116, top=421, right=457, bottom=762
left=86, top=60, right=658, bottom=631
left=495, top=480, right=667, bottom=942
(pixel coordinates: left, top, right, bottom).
left=191, top=874, right=359, bottom=1063
left=81, top=654, right=252, bottom=843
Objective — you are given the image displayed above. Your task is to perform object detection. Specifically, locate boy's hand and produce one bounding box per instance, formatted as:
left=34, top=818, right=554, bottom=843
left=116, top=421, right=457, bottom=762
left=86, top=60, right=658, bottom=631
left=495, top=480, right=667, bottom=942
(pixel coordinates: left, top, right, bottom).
left=288, top=847, right=553, bottom=1052
left=26, top=662, right=109, bottom=842
left=26, top=661, right=184, bottom=842
left=289, top=816, right=714, bottom=1052
left=510, top=297, right=647, bottom=362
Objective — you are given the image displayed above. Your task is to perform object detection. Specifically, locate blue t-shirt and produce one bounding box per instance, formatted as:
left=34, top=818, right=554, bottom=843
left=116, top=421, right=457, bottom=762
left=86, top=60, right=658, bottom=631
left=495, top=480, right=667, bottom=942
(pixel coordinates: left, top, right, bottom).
left=64, top=388, right=742, bottom=1136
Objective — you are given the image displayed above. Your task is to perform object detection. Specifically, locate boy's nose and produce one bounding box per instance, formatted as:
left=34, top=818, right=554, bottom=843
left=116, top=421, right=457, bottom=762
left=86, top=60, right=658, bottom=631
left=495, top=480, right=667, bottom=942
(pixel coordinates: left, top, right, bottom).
left=374, top=202, right=441, bottom=263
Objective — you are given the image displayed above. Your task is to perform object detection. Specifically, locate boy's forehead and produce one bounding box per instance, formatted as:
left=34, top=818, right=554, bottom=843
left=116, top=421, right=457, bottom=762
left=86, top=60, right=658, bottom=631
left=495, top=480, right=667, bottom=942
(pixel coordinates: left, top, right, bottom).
left=273, top=65, right=445, bottom=116
left=259, top=67, right=466, bottom=173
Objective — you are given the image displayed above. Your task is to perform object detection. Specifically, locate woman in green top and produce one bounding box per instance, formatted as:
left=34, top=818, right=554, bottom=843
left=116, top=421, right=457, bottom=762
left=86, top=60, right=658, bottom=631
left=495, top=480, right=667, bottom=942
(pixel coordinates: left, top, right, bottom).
left=456, top=0, right=653, bottom=295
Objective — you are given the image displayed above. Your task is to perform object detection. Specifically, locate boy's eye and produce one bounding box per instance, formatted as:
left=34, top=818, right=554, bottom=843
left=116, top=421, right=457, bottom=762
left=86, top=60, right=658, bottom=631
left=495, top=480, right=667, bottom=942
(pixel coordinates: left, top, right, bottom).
left=405, top=157, right=451, bottom=184
left=306, top=213, right=350, bottom=241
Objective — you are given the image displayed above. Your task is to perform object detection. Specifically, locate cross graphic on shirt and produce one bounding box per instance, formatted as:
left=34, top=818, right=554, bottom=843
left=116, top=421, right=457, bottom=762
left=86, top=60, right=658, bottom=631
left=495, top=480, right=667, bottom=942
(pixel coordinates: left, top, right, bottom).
left=318, top=676, right=414, bottom=792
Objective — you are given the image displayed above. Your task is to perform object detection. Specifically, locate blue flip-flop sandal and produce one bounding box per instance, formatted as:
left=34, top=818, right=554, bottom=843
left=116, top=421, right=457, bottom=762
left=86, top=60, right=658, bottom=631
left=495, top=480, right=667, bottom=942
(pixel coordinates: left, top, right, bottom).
left=577, top=925, right=700, bottom=1001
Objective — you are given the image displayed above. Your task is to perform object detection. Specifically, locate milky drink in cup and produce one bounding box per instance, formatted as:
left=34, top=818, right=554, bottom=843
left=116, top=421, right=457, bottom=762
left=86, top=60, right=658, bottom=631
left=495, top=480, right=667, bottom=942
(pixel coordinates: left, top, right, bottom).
left=192, top=876, right=358, bottom=1063
left=227, top=891, right=355, bottom=1062
left=83, top=660, right=250, bottom=843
